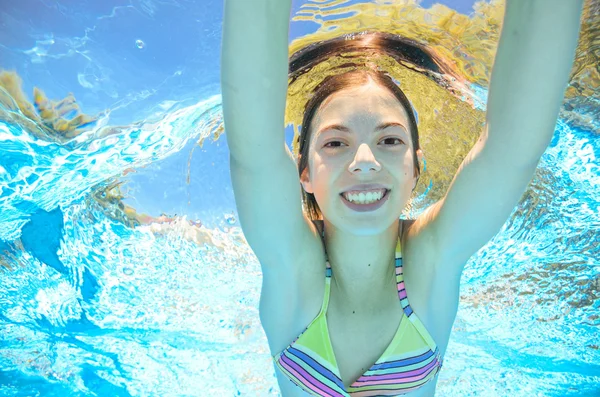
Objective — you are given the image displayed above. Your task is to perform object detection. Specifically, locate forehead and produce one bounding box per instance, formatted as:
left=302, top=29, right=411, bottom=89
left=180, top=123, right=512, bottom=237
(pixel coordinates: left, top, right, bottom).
left=312, top=82, right=410, bottom=127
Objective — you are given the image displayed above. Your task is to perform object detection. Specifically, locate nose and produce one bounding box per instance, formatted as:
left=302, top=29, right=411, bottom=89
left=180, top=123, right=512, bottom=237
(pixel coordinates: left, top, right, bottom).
left=348, top=143, right=381, bottom=174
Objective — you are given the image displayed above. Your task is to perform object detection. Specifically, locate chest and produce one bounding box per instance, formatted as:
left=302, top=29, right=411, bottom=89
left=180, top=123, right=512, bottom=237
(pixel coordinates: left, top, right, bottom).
left=326, top=298, right=403, bottom=390
left=325, top=250, right=462, bottom=393
left=267, top=222, right=464, bottom=395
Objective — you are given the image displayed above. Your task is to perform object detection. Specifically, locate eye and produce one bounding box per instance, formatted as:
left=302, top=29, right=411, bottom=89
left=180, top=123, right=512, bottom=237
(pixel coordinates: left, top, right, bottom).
left=324, top=140, right=346, bottom=148
left=380, top=137, right=404, bottom=145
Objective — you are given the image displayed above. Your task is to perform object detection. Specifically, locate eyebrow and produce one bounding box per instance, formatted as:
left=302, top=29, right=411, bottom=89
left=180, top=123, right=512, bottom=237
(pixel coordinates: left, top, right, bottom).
left=316, top=122, right=408, bottom=136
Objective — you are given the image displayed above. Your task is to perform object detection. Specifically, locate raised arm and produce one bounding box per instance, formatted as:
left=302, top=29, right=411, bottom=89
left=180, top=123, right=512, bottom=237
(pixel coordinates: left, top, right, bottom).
left=221, top=0, right=326, bottom=341
left=416, top=0, right=584, bottom=272
left=221, top=0, right=292, bottom=166
left=221, top=0, right=323, bottom=272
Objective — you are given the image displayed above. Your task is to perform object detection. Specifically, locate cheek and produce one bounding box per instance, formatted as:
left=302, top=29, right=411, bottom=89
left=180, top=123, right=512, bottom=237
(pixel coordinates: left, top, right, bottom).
left=310, top=164, right=338, bottom=201
left=311, top=166, right=330, bottom=193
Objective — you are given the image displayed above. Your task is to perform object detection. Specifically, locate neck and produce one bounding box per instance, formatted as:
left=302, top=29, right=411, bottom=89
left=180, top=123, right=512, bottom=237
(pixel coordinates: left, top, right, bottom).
left=322, top=218, right=402, bottom=311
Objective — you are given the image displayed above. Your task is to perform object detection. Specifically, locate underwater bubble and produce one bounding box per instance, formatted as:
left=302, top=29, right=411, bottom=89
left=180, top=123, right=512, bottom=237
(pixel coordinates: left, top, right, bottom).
left=225, top=213, right=236, bottom=225
left=122, top=267, right=134, bottom=276
left=135, top=39, right=145, bottom=49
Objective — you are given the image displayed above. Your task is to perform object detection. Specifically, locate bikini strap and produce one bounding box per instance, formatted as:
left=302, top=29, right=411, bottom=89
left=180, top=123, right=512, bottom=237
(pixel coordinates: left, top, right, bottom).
left=311, top=221, right=332, bottom=317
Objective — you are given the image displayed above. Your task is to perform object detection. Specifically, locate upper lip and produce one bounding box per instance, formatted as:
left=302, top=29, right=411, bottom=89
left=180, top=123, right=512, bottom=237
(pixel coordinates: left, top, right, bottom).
left=340, top=184, right=390, bottom=194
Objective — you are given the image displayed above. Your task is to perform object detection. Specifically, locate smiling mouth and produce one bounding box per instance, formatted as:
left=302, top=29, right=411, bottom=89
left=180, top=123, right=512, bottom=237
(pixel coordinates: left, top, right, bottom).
left=340, top=189, right=390, bottom=205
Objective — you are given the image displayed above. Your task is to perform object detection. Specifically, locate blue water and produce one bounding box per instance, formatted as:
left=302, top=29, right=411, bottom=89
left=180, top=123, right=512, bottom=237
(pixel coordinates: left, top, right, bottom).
left=1, top=0, right=599, bottom=396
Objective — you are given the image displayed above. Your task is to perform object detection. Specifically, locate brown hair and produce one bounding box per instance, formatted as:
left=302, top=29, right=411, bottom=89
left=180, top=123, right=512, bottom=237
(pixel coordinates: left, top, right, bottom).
left=297, top=68, right=421, bottom=221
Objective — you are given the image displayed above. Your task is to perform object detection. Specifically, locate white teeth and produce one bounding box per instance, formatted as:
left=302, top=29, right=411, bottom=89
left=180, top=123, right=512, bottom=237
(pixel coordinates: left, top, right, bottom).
left=343, top=190, right=386, bottom=204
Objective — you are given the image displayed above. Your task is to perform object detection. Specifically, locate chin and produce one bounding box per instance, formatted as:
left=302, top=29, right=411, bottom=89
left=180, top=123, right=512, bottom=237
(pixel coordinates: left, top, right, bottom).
left=319, top=196, right=402, bottom=235
left=336, top=216, right=399, bottom=237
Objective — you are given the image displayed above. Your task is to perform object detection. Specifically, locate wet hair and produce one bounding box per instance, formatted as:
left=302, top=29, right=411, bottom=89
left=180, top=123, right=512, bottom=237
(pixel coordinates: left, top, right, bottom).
left=296, top=68, right=421, bottom=221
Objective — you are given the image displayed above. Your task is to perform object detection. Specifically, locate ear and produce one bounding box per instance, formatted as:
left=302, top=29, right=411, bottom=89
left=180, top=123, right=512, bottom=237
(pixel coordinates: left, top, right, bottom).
left=300, top=167, right=314, bottom=194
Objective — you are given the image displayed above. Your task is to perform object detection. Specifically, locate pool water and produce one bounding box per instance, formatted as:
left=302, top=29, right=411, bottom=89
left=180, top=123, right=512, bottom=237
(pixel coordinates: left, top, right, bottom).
left=1, top=0, right=599, bottom=396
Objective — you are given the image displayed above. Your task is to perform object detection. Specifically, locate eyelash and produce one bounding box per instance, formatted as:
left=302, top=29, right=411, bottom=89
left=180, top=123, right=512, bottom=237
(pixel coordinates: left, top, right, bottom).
left=323, top=137, right=404, bottom=148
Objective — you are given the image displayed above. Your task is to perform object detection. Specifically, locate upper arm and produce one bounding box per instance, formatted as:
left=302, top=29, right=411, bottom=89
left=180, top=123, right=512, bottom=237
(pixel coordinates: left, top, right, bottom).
left=424, top=129, right=538, bottom=275
left=222, top=0, right=307, bottom=260
left=421, top=0, right=583, bottom=275
left=230, top=147, right=321, bottom=269
left=222, top=0, right=312, bottom=263
left=231, top=149, right=325, bottom=338
left=222, top=1, right=325, bottom=328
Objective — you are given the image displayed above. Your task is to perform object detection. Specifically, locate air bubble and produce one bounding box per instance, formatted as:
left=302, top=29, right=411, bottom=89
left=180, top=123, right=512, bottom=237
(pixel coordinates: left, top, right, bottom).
left=225, top=213, right=236, bottom=225
left=135, top=39, right=145, bottom=49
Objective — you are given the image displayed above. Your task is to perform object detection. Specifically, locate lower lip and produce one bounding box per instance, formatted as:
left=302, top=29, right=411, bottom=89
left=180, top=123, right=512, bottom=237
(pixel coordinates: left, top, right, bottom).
left=340, top=190, right=391, bottom=212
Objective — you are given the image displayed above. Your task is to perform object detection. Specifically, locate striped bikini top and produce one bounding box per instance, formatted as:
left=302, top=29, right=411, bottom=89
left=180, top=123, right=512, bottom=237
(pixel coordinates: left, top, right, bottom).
left=273, top=225, right=444, bottom=396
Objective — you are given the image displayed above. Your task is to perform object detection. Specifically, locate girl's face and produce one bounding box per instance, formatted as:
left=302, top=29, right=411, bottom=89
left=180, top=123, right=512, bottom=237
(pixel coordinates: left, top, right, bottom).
left=301, top=81, right=420, bottom=235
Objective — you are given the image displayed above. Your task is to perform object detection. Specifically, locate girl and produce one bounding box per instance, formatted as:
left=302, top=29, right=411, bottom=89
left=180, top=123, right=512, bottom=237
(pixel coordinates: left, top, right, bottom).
left=221, top=1, right=583, bottom=396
